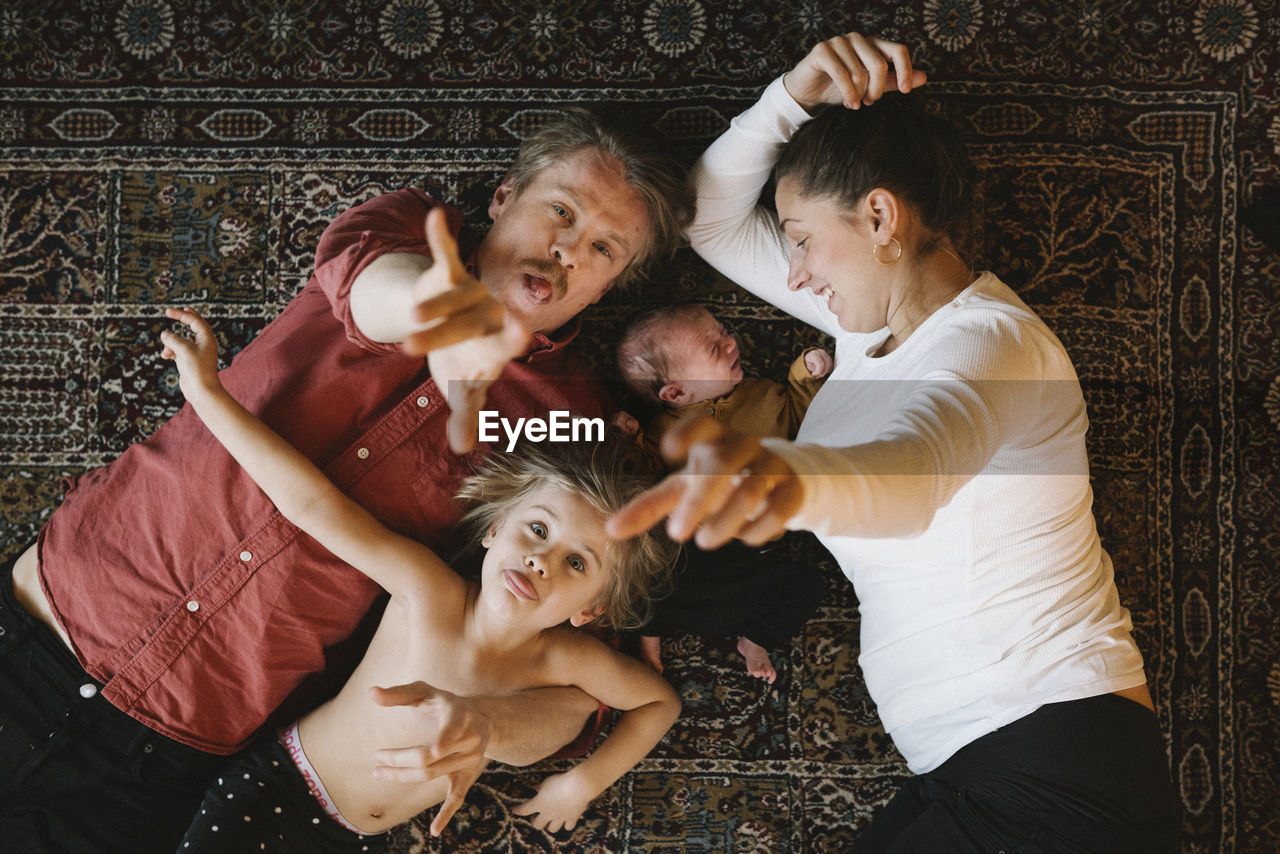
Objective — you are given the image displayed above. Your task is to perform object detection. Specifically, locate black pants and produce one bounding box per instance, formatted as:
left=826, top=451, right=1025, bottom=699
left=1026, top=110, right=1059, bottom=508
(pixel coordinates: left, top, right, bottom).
left=178, top=735, right=389, bottom=854
left=641, top=538, right=825, bottom=650
left=0, top=553, right=228, bottom=854
left=851, top=693, right=1180, bottom=854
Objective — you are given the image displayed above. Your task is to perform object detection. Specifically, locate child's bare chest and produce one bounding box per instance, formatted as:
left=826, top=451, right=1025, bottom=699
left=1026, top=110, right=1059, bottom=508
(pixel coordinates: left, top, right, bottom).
left=353, top=603, right=545, bottom=697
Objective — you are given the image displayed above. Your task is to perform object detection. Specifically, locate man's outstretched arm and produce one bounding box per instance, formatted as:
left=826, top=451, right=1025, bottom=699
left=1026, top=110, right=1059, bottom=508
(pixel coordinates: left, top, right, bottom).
left=348, top=207, right=528, bottom=452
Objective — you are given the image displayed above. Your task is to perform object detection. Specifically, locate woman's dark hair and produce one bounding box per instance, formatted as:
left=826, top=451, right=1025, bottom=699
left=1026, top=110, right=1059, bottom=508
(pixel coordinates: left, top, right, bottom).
left=774, top=94, right=974, bottom=252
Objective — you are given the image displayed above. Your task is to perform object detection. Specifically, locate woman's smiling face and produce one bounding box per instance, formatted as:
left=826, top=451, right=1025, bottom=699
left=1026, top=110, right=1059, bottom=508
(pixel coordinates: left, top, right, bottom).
left=775, top=176, right=889, bottom=334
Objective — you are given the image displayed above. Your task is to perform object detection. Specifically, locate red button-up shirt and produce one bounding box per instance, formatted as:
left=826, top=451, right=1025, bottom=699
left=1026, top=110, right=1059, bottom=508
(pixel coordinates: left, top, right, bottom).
left=37, top=189, right=611, bottom=754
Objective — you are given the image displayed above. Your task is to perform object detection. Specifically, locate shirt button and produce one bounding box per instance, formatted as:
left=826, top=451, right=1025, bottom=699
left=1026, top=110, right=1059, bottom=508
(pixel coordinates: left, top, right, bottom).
left=416, top=395, right=429, bottom=408
left=239, top=550, right=252, bottom=562
left=186, top=600, right=200, bottom=612
left=703, top=405, right=715, bottom=415
left=79, top=683, right=98, bottom=699
left=357, top=447, right=370, bottom=459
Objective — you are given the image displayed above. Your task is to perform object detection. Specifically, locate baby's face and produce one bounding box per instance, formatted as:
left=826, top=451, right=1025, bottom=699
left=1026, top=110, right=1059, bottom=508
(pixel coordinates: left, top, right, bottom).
left=663, top=308, right=744, bottom=405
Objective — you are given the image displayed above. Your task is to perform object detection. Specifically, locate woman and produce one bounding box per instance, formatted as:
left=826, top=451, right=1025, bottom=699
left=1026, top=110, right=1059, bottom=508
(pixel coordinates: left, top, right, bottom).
left=610, top=33, right=1178, bottom=853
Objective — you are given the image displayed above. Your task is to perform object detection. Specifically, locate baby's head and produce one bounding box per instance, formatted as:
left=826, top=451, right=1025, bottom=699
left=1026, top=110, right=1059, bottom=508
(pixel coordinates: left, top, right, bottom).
left=617, top=304, right=744, bottom=409
left=456, top=438, right=677, bottom=631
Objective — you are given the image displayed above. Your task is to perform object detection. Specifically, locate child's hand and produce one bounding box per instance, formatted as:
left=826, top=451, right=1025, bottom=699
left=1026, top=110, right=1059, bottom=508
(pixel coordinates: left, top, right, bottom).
left=369, top=682, right=491, bottom=837
left=511, top=771, right=595, bottom=834
left=804, top=348, right=834, bottom=378
left=159, top=307, right=222, bottom=400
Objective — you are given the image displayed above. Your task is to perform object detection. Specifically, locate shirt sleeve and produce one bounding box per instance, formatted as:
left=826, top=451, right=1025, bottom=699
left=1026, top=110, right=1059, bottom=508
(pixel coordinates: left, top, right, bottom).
left=763, top=318, right=1085, bottom=539
left=782, top=350, right=826, bottom=434
left=686, top=77, right=842, bottom=337
left=310, top=189, right=462, bottom=354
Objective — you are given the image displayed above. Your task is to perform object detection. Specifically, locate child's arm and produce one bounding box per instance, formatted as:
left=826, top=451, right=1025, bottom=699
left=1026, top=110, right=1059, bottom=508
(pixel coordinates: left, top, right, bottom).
left=511, top=633, right=681, bottom=832
left=159, top=307, right=462, bottom=603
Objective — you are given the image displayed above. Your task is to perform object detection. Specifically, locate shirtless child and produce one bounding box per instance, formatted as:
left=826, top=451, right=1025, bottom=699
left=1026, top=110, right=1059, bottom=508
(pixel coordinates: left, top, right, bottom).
left=161, top=307, right=678, bottom=850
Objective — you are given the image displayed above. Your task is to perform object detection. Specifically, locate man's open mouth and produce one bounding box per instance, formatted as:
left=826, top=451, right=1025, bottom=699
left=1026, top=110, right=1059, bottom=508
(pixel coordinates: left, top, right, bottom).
left=523, top=273, right=556, bottom=304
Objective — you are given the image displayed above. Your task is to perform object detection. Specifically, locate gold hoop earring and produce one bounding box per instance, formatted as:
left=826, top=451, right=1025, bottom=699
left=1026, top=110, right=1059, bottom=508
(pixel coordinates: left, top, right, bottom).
left=873, top=238, right=902, bottom=265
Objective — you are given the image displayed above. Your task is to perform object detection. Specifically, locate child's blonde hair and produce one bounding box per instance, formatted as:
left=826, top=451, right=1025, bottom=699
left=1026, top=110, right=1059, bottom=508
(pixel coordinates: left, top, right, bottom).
left=455, top=436, right=678, bottom=631
left=616, top=304, right=710, bottom=403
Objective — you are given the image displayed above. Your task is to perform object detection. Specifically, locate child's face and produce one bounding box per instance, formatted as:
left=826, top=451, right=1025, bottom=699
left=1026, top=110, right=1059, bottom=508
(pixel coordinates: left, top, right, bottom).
left=480, top=484, right=612, bottom=629
left=663, top=308, right=744, bottom=405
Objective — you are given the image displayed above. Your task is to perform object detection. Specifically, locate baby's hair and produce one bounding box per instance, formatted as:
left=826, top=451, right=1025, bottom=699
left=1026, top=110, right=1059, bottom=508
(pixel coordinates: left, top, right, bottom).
left=616, top=304, right=711, bottom=403
left=455, top=436, right=678, bottom=631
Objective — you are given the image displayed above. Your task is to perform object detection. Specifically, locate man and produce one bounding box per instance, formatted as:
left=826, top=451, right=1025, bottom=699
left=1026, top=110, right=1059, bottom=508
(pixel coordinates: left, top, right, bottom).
left=1, top=108, right=692, bottom=852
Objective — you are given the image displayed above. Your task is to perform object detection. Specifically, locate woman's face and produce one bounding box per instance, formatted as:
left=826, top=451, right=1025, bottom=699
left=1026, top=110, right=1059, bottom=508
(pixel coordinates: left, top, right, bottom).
left=775, top=176, right=888, bottom=334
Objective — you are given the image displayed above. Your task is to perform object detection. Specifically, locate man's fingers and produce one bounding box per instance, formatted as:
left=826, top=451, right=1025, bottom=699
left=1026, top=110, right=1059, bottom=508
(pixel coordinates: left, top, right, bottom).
left=404, top=301, right=505, bottom=356
left=438, top=317, right=526, bottom=454
left=445, top=379, right=489, bottom=454
left=423, top=207, right=466, bottom=278
left=412, top=281, right=493, bottom=327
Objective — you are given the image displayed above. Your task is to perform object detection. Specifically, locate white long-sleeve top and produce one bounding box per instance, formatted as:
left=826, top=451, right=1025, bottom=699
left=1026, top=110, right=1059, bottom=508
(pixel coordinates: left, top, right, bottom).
left=688, top=77, right=1147, bottom=773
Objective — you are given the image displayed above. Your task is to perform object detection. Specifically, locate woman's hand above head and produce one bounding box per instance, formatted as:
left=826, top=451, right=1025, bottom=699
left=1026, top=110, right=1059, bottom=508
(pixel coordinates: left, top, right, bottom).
left=606, top=416, right=805, bottom=550
left=783, top=32, right=928, bottom=113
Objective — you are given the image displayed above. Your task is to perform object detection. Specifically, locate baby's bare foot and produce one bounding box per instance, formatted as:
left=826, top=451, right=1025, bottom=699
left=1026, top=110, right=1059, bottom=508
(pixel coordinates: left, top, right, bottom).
left=737, top=637, right=776, bottom=684
left=639, top=635, right=664, bottom=674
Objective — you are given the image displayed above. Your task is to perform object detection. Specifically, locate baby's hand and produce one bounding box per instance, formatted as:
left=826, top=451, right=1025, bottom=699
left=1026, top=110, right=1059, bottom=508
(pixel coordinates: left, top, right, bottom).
left=609, top=410, right=640, bottom=437
left=159, top=307, right=222, bottom=400
left=804, top=348, right=834, bottom=378
left=511, top=771, right=595, bottom=834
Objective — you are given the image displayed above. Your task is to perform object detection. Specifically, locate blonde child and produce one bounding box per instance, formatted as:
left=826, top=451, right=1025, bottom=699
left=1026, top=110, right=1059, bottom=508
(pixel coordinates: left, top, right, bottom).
left=616, top=303, right=831, bottom=682
left=161, top=307, right=678, bottom=851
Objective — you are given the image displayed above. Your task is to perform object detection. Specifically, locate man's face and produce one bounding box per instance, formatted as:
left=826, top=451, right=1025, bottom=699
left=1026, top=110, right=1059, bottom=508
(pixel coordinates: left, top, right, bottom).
left=475, top=148, right=650, bottom=336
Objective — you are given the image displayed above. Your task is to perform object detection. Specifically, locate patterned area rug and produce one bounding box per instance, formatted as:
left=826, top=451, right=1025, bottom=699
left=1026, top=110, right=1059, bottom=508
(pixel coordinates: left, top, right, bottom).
left=2, top=1, right=1278, bottom=851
